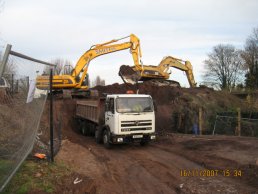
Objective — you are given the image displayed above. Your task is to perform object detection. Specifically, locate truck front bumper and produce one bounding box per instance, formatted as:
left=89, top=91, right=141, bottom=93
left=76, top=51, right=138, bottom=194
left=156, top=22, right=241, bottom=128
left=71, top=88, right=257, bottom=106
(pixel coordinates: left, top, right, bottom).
left=110, top=133, right=156, bottom=144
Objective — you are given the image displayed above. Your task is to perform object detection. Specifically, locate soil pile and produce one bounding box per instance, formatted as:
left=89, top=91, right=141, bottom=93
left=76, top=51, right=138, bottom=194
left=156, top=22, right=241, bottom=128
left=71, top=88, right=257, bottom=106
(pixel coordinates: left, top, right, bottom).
left=94, top=82, right=248, bottom=134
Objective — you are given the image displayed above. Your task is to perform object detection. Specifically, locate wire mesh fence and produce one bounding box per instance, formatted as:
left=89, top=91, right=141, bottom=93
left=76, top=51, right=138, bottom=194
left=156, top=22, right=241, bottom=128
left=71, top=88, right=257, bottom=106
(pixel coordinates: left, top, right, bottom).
left=33, top=94, right=63, bottom=160
left=213, top=112, right=258, bottom=137
left=0, top=45, right=61, bottom=192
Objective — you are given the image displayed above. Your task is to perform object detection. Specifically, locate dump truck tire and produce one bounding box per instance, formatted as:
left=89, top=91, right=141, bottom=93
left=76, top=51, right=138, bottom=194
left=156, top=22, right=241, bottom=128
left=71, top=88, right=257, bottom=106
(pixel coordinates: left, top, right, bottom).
left=95, top=128, right=102, bottom=144
left=103, top=130, right=111, bottom=149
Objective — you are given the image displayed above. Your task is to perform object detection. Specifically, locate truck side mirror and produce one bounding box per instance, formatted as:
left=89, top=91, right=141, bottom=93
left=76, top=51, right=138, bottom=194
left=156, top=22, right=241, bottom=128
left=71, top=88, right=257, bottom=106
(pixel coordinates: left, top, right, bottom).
left=153, top=100, right=157, bottom=112
left=110, top=99, right=115, bottom=114
left=105, top=102, right=109, bottom=112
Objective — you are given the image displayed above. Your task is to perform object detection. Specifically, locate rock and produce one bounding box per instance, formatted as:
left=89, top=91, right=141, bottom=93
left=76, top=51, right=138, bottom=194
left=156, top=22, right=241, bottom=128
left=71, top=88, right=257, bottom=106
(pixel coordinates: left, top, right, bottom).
left=256, top=158, right=258, bottom=166
left=35, top=172, right=42, bottom=178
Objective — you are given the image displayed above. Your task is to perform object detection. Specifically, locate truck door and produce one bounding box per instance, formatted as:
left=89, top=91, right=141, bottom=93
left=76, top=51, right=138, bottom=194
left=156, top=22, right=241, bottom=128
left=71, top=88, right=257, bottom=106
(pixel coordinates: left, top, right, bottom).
left=105, top=98, right=115, bottom=133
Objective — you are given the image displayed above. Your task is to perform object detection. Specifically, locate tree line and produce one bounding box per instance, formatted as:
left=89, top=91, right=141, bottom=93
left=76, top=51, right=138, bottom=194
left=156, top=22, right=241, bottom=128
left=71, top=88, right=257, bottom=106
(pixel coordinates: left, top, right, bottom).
left=203, top=27, right=258, bottom=91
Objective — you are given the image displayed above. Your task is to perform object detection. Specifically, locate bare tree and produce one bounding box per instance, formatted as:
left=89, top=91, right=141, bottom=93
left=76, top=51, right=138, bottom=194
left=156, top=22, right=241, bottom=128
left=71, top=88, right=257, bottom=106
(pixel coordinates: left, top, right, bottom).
left=100, top=79, right=105, bottom=86
left=44, top=58, right=73, bottom=75
left=0, top=58, right=17, bottom=87
left=91, top=75, right=105, bottom=87
left=241, top=27, right=258, bottom=89
left=96, top=75, right=101, bottom=86
left=202, top=44, right=244, bottom=90
left=4, top=59, right=16, bottom=75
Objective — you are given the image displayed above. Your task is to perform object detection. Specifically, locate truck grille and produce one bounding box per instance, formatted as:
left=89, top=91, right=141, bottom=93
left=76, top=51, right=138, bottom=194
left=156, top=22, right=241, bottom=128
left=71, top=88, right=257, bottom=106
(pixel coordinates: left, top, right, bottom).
left=121, top=120, right=152, bottom=131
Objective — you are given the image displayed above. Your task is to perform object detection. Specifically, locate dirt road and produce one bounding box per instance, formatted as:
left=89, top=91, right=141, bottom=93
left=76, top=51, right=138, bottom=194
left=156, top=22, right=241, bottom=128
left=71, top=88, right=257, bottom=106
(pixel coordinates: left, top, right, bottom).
left=56, top=129, right=258, bottom=194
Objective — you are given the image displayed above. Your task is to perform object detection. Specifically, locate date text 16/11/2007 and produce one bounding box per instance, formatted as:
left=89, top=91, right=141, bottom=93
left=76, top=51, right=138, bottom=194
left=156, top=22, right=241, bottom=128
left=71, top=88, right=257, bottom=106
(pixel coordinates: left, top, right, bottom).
left=180, top=169, right=242, bottom=177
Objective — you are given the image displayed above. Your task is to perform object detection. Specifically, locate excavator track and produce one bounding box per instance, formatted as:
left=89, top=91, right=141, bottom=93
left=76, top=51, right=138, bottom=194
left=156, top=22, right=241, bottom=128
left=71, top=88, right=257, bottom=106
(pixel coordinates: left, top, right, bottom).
left=146, top=79, right=181, bottom=87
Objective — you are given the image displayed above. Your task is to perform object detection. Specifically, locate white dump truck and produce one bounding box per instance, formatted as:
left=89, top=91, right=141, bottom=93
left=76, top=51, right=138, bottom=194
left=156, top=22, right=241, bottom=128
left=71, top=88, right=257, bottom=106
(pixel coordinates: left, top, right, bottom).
left=75, top=93, right=156, bottom=148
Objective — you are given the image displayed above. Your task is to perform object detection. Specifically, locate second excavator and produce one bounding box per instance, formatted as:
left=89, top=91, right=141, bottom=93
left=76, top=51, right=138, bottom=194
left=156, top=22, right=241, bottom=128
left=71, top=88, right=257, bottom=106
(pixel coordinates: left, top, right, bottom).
left=119, top=56, right=197, bottom=88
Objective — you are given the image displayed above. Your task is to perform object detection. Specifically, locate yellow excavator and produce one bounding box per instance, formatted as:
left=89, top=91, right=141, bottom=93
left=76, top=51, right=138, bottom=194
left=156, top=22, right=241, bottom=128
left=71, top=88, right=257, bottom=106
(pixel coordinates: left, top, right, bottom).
left=36, top=34, right=143, bottom=90
left=36, top=34, right=196, bottom=90
left=119, top=56, right=197, bottom=87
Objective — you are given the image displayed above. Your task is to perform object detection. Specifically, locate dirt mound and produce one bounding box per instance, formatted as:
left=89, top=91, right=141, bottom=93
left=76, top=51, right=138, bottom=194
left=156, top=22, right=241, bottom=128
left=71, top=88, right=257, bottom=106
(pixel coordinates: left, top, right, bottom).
left=93, top=82, right=248, bottom=134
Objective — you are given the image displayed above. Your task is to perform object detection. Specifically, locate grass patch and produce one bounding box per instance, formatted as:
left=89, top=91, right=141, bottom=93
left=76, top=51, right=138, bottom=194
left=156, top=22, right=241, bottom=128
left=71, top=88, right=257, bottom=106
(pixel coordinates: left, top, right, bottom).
left=2, top=160, right=71, bottom=194
left=0, top=160, right=13, bottom=176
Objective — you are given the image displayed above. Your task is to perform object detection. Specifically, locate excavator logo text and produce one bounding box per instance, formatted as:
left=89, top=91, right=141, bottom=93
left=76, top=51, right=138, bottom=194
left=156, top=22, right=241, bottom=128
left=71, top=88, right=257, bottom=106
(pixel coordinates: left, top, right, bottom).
left=95, top=47, right=116, bottom=55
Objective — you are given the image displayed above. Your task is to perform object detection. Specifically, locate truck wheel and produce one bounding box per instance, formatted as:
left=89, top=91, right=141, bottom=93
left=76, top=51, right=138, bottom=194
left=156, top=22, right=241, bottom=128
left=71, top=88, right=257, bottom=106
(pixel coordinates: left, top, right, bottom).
left=103, top=130, right=111, bottom=149
left=81, top=122, right=90, bottom=136
left=81, top=123, right=87, bottom=136
left=95, top=129, right=102, bottom=144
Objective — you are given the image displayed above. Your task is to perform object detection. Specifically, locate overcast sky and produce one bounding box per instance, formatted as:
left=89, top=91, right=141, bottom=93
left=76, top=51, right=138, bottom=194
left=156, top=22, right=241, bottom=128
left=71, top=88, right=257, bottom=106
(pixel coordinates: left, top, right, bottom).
left=0, top=0, right=257, bottom=86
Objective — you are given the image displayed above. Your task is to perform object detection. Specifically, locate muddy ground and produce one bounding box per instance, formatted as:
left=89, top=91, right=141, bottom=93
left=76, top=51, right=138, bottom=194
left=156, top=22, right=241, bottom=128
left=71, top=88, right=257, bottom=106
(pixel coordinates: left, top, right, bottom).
left=56, top=127, right=258, bottom=194
left=53, top=95, right=258, bottom=193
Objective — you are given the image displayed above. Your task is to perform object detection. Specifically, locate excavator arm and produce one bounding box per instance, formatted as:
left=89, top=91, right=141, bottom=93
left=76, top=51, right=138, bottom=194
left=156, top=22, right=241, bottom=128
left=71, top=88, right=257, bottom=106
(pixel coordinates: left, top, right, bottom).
left=157, top=56, right=197, bottom=88
left=36, top=34, right=142, bottom=90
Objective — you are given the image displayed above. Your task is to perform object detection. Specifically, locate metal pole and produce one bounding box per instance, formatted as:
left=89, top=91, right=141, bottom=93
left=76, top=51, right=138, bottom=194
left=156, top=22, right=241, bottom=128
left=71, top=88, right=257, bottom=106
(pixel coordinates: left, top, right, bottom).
left=237, top=108, right=241, bottom=136
left=9, top=50, right=56, bottom=67
left=199, top=107, right=203, bottom=135
left=255, top=59, right=258, bottom=88
left=26, top=76, right=29, bottom=91
left=0, top=44, right=12, bottom=77
left=11, top=74, right=14, bottom=95
left=49, top=69, right=54, bottom=162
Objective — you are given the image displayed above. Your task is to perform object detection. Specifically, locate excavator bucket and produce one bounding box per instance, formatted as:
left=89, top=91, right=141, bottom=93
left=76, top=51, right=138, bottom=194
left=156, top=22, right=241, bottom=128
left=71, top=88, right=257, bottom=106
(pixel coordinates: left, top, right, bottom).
left=118, top=65, right=141, bottom=84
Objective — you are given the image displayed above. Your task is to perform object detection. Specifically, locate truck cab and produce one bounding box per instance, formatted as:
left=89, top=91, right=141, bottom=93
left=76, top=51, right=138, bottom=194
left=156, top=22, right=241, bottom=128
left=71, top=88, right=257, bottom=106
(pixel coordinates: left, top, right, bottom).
left=75, top=93, right=156, bottom=148
left=103, top=94, right=156, bottom=147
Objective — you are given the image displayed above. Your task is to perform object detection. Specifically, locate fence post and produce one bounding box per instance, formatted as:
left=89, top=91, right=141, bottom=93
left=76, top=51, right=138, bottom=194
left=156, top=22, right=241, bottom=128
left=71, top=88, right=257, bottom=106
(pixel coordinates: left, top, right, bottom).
left=199, top=107, right=203, bottom=135
left=26, top=76, right=29, bottom=91
left=16, top=80, right=18, bottom=93
left=49, top=69, right=54, bottom=162
left=237, top=108, right=241, bottom=136
left=0, top=44, right=12, bottom=77
left=11, top=74, right=14, bottom=95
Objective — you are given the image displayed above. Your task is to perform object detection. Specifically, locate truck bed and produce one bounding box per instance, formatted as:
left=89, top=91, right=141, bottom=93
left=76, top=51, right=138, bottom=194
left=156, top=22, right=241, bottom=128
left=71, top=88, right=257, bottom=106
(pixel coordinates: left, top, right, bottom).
left=76, top=99, right=105, bottom=125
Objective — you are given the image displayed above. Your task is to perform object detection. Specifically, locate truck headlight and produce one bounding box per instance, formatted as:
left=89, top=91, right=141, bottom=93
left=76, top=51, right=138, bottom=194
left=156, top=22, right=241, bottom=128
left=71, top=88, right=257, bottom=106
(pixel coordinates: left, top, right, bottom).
left=150, top=135, right=156, bottom=140
left=117, top=138, right=123, bottom=142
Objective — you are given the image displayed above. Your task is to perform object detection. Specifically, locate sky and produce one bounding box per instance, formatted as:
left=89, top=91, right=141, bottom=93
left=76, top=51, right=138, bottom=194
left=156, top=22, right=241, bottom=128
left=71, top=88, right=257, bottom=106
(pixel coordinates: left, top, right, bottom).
left=0, top=0, right=257, bottom=87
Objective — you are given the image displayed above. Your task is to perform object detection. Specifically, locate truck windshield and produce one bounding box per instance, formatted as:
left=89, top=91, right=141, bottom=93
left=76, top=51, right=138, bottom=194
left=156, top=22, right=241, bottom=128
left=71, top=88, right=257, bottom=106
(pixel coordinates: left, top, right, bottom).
left=116, top=97, right=153, bottom=113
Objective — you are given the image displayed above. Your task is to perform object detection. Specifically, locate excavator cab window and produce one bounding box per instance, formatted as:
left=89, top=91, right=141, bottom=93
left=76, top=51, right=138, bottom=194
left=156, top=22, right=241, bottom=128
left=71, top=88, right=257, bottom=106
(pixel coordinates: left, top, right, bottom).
left=82, top=74, right=89, bottom=86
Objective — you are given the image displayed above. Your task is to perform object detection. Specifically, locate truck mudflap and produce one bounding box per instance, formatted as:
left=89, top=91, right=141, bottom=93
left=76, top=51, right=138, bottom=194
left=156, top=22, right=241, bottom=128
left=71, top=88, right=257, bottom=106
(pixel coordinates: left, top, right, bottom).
left=110, top=133, right=156, bottom=144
